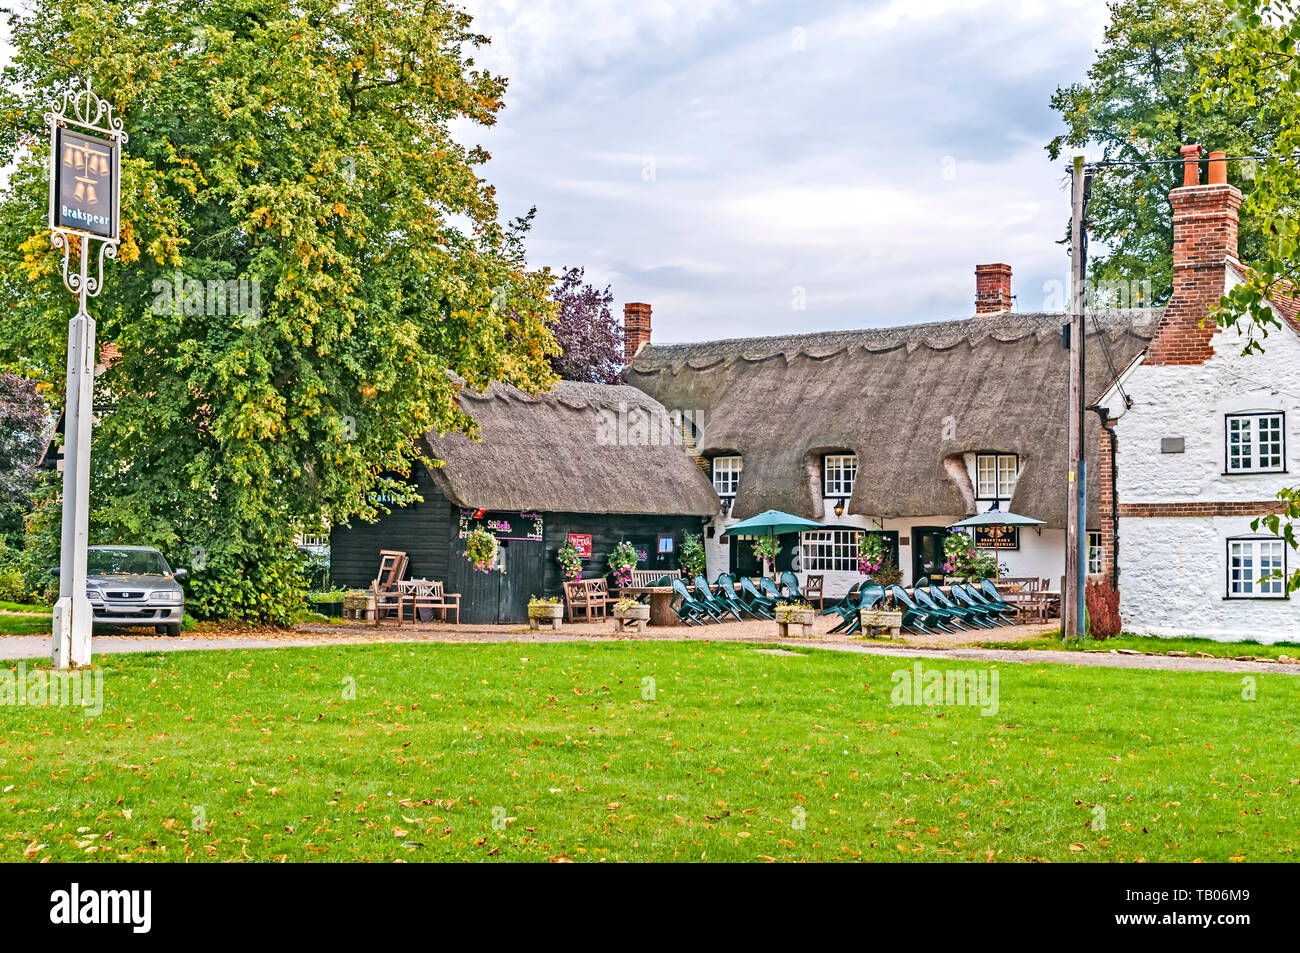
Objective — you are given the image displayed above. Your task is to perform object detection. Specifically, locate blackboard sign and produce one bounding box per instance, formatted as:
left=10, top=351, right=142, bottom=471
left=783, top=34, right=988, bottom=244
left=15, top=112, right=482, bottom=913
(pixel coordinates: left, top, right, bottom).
left=974, top=525, right=1019, bottom=550
left=459, top=510, right=543, bottom=542
left=53, top=126, right=118, bottom=239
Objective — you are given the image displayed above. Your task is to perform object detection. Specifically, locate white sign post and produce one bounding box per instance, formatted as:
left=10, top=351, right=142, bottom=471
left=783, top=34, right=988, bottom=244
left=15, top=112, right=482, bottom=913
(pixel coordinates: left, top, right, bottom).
left=46, top=80, right=124, bottom=669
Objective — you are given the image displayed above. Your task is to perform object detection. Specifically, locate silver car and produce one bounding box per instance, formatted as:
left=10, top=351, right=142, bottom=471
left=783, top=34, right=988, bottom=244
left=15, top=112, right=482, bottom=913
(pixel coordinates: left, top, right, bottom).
left=83, top=546, right=187, bottom=637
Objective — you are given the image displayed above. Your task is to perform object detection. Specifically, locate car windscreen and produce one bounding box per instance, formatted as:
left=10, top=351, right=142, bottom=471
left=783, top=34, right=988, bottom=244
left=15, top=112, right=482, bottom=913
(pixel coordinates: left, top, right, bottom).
left=86, top=549, right=171, bottom=576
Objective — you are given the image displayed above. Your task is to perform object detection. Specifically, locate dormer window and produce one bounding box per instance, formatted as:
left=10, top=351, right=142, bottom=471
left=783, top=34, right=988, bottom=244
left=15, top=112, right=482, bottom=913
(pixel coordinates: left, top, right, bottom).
left=822, top=454, right=857, bottom=497
left=1226, top=412, right=1285, bottom=474
left=712, top=456, right=742, bottom=496
left=975, top=453, right=1018, bottom=501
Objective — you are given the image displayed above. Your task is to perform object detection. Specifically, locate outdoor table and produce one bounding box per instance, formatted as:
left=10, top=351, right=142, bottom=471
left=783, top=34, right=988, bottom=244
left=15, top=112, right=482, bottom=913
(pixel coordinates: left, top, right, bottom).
left=614, top=586, right=679, bottom=626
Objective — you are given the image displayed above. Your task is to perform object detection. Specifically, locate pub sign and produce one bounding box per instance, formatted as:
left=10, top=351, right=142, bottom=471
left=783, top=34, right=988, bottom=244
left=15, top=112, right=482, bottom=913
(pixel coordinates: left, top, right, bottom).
left=51, top=126, right=119, bottom=240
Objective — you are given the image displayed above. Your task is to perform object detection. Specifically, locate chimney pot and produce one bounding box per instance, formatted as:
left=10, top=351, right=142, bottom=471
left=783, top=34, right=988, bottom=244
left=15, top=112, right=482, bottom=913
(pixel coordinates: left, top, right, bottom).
left=974, top=263, right=1013, bottom=315
left=1180, top=144, right=1202, bottom=187
left=623, top=302, right=652, bottom=362
left=1207, top=150, right=1228, bottom=185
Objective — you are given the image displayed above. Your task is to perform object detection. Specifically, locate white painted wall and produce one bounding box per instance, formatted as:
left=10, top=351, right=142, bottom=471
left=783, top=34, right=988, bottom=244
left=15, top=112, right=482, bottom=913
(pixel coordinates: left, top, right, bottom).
left=1108, top=271, right=1300, bottom=640
left=1118, top=515, right=1298, bottom=641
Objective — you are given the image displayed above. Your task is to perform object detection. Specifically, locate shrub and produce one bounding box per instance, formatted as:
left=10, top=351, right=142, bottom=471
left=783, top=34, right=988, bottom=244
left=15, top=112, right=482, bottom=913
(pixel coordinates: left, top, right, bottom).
left=680, top=532, right=706, bottom=577
left=1085, top=578, right=1121, bottom=639
left=0, top=569, right=25, bottom=603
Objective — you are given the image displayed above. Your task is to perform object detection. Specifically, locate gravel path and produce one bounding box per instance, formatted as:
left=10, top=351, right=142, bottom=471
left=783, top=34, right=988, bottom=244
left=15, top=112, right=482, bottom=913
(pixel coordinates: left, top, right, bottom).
left=1, top=617, right=1296, bottom=675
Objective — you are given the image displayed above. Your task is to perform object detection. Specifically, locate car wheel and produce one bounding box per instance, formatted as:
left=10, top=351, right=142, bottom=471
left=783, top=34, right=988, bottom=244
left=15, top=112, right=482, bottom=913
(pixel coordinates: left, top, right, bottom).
left=165, top=624, right=181, bottom=637
left=154, top=625, right=167, bottom=635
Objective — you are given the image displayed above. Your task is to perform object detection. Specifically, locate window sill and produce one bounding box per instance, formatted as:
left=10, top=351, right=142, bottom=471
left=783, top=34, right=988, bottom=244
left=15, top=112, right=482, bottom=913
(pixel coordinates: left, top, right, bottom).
left=1222, top=469, right=1288, bottom=476
left=1222, top=595, right=1289, bottom=601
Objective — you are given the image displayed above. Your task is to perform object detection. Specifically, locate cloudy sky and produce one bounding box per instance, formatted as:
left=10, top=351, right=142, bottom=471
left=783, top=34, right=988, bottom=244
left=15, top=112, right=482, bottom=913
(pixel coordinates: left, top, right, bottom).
left=458, top=0, right=1114, bottom=343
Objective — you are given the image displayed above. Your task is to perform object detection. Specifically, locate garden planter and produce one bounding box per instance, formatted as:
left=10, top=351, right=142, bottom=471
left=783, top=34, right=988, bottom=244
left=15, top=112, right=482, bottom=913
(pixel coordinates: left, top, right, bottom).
left=312, top=600, right=343, bottom=618
left=528, top=603, right=564, bottom=631
left=342, top=593, right=373, bottom=621
left=858, top=608, right=903, bottom=639
left=613, top=603, right=650, bottom=634
left=775, top=606, right=815, bottom=638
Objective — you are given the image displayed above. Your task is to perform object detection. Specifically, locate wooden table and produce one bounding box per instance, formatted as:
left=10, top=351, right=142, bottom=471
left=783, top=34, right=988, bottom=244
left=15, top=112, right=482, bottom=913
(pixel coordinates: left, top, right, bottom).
left=614, top=586, right=679, bottom=626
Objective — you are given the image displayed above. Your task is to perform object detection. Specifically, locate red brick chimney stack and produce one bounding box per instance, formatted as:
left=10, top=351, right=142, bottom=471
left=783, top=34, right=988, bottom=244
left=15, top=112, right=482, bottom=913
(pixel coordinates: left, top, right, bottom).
left=974, top=263, right=1013, bottom=314
left=1145, top=144, right=1242, bottom=366
left=623, top=302, right=652, bottom=362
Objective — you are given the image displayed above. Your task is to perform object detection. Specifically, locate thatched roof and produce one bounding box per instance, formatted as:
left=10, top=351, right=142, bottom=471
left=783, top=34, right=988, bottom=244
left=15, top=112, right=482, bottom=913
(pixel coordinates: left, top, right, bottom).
left=626, top=309, right=1161, bottom=528
left=420, top=380, right=719, bottom=516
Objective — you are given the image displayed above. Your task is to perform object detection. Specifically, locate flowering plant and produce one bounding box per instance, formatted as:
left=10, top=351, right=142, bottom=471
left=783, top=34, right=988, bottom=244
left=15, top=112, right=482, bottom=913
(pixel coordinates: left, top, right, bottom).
left=752, top=536, right=781, bottom=572
left=942, top=529, right=976, bottom=577
left=608, top=540, right=639, bottom=587
left=465, top=526, right=498, bottom=573
left=557, top=540, right=583, bottom=581
left=857, top=533, right=886, bottom=575
left=680, top=532, right=707, bottom=577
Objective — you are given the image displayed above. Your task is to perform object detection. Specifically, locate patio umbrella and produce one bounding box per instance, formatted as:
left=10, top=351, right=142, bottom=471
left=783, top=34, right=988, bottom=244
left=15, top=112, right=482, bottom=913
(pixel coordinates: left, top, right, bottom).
left=949, top=509, right=1045, bottom=529
left=721, top=509, right=824, bottom=578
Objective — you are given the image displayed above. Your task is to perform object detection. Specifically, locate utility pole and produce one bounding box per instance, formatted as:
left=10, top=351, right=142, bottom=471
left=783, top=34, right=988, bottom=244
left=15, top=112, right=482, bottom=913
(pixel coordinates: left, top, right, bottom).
left=47, top=80, right=124, bottom=668
left=1063, top=156, right=1088, bottom=641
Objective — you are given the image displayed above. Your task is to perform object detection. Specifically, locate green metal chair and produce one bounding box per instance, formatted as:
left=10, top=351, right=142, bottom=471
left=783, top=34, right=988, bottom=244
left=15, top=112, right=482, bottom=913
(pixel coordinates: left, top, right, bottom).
left=779, top=570, right=804, bottom=600
left=715, top=573, right=762, bottom=619
left=911, top=586, right=974, bottom=631
left=887, top=585, right=943, bottom=634
left=838, top=585, right=885, bottom=636
left=953, top=583, right=1017, bottom=623
left=738, top=577, right=776, bottom=618
left=670, top=577, right=722, bottom=625
left=921, top=583, right=995, bottom=628
left=818, top=581, right=862, bottom=617
left=693, top=574, right=742, bottom=622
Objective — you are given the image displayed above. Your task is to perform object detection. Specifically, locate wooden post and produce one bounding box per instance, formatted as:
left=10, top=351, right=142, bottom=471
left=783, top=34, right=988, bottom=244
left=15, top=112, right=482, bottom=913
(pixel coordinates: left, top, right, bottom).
left=1064, top=157, right=1088, bottom=641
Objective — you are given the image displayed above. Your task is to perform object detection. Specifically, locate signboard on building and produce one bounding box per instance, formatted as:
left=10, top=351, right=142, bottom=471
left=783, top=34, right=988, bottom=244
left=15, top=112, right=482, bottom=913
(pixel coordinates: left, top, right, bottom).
left=973, top=525, right=1019, bottom=550
left=52, top=126, right=118, bottom=239
left=458, top=510, right=543, bottom=542
left=568, top=534, right=593, bottom=558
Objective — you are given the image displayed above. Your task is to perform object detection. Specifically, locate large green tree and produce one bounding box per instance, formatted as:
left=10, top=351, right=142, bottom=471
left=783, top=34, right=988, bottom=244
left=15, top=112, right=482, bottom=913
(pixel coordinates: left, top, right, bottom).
left=1205, top=0, right=1300, bottom=587
left=0, top=0, right=558, bottom=622
left=1048, top=0, right=1274, bottom=303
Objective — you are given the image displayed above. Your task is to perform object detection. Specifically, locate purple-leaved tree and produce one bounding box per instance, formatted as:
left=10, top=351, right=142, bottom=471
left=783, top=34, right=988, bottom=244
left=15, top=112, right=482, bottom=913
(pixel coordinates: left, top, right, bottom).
left=550, top=267, right=624, bottom=384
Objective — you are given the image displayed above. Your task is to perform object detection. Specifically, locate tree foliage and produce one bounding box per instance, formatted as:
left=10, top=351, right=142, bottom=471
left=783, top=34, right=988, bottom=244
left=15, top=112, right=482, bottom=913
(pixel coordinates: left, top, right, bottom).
left=0, top=0, right=558, bottom=623
left=1206, top=0, right=1300, bottom=590
left=1048, top=0, right=1274, bottom=303
left=548, top=266, right=623, bottom=384
left=0, top=374, right=47, bottom=543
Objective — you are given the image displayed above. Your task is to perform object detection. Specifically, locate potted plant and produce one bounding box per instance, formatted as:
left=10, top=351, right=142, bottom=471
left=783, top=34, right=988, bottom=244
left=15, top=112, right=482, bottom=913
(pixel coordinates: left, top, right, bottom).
left=466, top=526, right=498, bottom=573
left=857, top=532, right=886, bottom=576
left=309, top=588, right=346, bottom=618
left=680, top=532, right=706, bottom=578
left=527, top=595, right=563, bottom=630
left=557, top=540, right=583, bottom=581
left=752, top=536, right=781, bottom=576
left=612, top=597, right=651, bottom=633
left=608, top=540, right=639, bottom=588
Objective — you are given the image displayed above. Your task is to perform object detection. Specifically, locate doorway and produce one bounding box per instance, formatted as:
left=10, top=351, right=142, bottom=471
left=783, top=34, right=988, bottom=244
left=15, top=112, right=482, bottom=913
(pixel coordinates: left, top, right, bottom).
left=911, top=526, right=948, bottom=582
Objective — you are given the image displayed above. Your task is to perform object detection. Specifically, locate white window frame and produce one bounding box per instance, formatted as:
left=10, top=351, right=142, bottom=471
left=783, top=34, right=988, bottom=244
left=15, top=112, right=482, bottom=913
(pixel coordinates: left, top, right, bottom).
left=1225, top=412, right=1286, bottom=474
left=802, top=530, right=859, bottom=573
left=712, top=456, right=742, bottom=497
left=1227, top=536, right=1287, bottom=599
left=822, top=454, right=858, bottom=498
left=975, top=453, right=1019, bottom=501
left=1087, top=531, right=1102, bottom=575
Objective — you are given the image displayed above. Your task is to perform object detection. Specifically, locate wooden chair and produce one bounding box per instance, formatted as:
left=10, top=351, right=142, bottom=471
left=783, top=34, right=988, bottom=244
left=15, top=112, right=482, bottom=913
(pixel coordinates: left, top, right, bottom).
left=402, top=579, right=461, bottom=624
left=803, top=574, right=824, bottom=609
left=372, top=550, right=408, bottom=626
left=563, top=579, right=610, bottom=622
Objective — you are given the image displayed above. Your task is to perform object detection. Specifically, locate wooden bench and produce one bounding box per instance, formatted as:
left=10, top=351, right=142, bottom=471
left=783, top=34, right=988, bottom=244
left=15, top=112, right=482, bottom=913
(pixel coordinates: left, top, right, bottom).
left=400, top=579, right=461, bottom=624
left=564, top=579, right=610, bottom=622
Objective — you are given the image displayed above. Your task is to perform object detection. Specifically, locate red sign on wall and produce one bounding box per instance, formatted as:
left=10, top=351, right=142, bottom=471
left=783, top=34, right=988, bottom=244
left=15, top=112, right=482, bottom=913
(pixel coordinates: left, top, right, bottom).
left=568, top=534, right=593, bottom=558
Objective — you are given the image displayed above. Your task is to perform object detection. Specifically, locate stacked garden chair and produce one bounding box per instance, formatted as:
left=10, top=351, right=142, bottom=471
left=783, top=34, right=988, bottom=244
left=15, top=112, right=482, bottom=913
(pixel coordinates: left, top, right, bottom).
left=715, top=573, right=764, bottom=619
left=670, top=577, right=724, bottom=625
left=736, top=576, right=776, bottom=619
left=693, top=575, right=743, bottom=622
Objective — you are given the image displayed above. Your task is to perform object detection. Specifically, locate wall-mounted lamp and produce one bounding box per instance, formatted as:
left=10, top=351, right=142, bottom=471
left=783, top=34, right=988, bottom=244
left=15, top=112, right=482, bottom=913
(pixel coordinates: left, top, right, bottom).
left=833, top=498, right=846, bottom=518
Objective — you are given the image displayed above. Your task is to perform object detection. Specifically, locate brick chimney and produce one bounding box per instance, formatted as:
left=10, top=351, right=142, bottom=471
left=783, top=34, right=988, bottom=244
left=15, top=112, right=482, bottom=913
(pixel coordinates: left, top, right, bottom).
left=974, top=263, right=1012, bottom=314
left=1145, top=145, right=1242, bottom=365
left=623, top=302, right=652, bottom=362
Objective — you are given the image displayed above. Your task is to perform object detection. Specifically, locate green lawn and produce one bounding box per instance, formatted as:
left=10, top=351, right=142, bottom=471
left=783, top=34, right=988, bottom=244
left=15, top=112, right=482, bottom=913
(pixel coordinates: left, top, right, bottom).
left=1, top=640, right=1296, bottom=862
left=975, top=630, right=1300, bottom=659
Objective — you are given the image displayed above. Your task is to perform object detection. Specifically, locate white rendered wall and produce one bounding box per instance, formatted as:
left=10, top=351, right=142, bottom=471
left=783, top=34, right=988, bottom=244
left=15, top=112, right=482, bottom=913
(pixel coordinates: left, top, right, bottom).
left=1108, top=276, right=1300, bottom=640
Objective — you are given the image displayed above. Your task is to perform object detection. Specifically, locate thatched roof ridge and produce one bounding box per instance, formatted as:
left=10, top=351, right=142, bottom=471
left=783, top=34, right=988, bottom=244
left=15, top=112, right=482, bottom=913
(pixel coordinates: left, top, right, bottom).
left=420, top=379, right=719, bottom=516
left=626, top=309, right=1162, bottom=527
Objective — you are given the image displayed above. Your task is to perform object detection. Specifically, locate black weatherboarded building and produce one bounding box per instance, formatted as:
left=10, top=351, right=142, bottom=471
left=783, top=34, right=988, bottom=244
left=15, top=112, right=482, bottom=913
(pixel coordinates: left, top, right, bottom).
left=330, top=380, right=719, bottom=623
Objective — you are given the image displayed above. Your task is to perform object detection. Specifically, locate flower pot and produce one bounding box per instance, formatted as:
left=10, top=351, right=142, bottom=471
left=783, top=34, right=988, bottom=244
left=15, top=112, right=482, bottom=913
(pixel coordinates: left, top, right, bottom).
left=775, top=607, right=814, bottom=626
left=859, top=608, right=903, bottom=638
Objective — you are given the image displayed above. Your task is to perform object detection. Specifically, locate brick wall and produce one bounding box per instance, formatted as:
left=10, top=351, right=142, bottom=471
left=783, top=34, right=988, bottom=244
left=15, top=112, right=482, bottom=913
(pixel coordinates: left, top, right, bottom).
left=1095, top=413, right=1116, bottom=580
left=974, top=263, right=1012, bottom=314
left=1116, top=500, right=1287, bottom=518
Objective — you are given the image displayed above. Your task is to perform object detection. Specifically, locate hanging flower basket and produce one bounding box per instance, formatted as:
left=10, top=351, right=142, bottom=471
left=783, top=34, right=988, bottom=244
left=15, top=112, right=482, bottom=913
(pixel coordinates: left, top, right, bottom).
left=465, top=526, right=498, bottom=573
left=557, top=540, right=583, bottom=581
left=608, top=540, right=639, bottom=588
